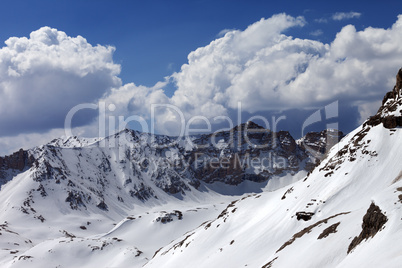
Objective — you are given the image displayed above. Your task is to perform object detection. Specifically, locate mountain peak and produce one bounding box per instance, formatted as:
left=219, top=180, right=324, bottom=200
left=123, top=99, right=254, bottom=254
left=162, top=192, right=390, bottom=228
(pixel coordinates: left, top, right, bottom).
left=245, top=120, right=264, bottom=129
left=365, top=68, right=402, bottom=129
left=231, top=121, right=267, bottom=132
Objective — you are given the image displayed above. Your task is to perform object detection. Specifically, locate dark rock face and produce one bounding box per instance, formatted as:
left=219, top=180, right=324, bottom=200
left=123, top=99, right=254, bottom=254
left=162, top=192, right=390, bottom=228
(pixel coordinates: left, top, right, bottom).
left=129, top=183, right=157, bottom=202
left=189, top=122, right=340, bottom=186
left=366, top=112, right=402, bottom=129
left=0, top=149, right=35, bottom=184
left=317, top=222, right=340, bottom=239
left=96, top=201, right=109, bottom=211
left=300, top=130, right=344, bottom=155
left=299, top=129, right=344, bottom=171
left=392, top=68, right=402, bottom=99
left=348, top=203, right=387, bottom=254
left=281, top=186, right=294, bottom=200
left=367, top=69, right=402, bottom=129
left=382, top=116, right=402, bottom=129
left=65, top=191, right=87, bottom=210
left=277, top=212, right=350, bottom=253
left=262, top=257, right=278, bottom=268
left=0, top=149, right=34, bottom=171
left=155, top=210, right=183, bottom=223
left=154, top=171, right=190, bottom=195
left=382, top=91, right=396, bottom=106
left=295, top=211, right=315, bottom=221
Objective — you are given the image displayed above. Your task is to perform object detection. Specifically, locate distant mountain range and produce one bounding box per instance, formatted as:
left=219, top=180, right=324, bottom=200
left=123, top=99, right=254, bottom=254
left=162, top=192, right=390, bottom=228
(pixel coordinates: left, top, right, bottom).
left=0, top=121, right=343, bottom=204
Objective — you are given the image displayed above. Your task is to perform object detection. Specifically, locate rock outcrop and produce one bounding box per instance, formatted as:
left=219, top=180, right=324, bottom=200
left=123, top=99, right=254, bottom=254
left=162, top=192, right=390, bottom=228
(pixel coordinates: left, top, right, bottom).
left=190, top=122, right=309, bottom=185
left=392, top=68, right=402, bottom=99
left=0, top=149, right=32, bottom=171
left=347, top=203, right=387, bottom=253
left=0, top=149, right=35, bottom=185
left=367, top=68, right=402, bottom=128
left=298, top=129, right=344, bottom=172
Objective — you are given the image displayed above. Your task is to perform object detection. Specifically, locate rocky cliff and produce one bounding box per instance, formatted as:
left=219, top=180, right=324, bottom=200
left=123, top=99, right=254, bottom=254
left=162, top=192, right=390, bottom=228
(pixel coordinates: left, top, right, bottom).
left=0, top=148, right=35, bottom=185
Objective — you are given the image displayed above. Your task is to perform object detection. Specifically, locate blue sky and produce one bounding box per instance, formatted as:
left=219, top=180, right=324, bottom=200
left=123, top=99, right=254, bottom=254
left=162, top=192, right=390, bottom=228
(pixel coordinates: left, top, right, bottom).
left=0, top=0, right=401, bottom=154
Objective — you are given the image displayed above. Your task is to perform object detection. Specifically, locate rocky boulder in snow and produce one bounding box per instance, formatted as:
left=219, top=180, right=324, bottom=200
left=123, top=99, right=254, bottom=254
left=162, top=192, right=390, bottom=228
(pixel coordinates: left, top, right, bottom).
left=347, top=203, right=388, bottom=253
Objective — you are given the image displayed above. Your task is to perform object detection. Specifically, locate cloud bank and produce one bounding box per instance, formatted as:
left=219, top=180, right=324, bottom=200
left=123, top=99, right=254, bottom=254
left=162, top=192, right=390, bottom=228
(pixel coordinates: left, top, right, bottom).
left=2, top=14, right=402, bottom=154
left=104, top=13, right=402, bottom=135
left=0, top=27, right=121, bottom=136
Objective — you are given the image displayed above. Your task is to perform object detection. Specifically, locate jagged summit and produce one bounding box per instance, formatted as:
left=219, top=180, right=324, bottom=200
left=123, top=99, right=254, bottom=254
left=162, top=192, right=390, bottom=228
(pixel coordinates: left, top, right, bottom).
left=366, top=68, right=402, bottom=128
left=298, top=129, right=344, bottom=160
left=231, top=120, right=266, bottom=131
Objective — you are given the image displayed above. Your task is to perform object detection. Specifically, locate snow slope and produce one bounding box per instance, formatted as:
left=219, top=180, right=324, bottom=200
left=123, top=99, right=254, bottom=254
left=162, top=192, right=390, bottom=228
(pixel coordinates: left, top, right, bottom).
left=145, top=98, right=402, bottom=267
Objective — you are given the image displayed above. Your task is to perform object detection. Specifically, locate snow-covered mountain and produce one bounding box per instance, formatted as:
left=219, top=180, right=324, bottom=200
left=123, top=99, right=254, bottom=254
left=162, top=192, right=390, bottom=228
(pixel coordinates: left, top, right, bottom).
left=0, top=122, right=343, bottom=201
left=0, top=120, right=342, bottom=267
left=146, top=89, right=402, bottom=267
left=1, top=81, right=402, bottom=267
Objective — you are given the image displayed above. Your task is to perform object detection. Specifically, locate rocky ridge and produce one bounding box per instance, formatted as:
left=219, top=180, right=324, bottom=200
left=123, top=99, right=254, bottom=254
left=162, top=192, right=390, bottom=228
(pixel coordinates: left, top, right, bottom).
left=0, top=122, right=343, bottom=212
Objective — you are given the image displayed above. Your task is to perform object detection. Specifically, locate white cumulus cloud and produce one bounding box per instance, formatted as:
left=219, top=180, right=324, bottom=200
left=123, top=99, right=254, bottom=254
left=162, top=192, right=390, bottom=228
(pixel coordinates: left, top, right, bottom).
left=0, top=26, right=121, bottom=137
left=104, top=13, right=402, bottom=135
